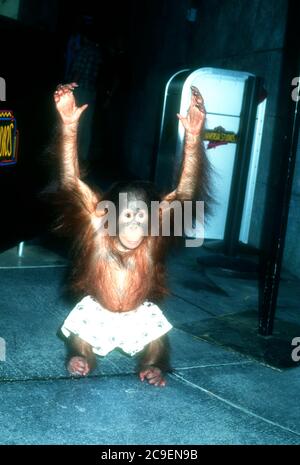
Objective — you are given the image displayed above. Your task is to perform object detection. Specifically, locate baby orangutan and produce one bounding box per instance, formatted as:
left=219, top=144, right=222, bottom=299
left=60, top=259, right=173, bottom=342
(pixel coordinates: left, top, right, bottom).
left=54, top=81, right=210, bottom=386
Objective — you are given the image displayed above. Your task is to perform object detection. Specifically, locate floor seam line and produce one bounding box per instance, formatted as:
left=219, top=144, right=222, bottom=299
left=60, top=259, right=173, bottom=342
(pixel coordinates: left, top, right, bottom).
left=0, top=372, right=137, bottom=384
left=170, top=372, right=300, bottom=438
left=174, top=361, right=252, bottom=370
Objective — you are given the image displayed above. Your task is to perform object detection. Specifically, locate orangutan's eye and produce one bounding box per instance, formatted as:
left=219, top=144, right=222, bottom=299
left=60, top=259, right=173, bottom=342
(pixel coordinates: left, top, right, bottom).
left=122, top=209, right=133, bottom=221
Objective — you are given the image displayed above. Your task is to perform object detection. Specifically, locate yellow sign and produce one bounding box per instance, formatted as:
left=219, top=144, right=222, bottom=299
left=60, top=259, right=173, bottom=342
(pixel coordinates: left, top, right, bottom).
left=204, top=126, right=238, bottom=149
left=0, top=110, right=18, bottom=165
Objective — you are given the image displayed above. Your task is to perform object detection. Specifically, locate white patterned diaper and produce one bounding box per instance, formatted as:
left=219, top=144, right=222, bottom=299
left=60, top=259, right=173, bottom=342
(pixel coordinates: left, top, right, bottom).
left=61, top=296, right=173, bottom=356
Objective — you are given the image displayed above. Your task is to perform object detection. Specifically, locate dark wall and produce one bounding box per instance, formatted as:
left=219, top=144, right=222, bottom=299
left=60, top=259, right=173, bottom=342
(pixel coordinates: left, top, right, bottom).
left=0, top=14, right=62, bottom=249
left=124, top=0, right=193, bottom=179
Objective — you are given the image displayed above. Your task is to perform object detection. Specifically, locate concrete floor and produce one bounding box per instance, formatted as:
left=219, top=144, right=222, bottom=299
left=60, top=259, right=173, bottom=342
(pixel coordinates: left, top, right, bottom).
left=0, top=239, right=300, bottom=445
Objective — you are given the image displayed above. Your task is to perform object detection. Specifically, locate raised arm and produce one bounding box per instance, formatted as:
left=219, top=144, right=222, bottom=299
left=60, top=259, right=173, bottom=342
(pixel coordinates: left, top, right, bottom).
left=54, top=83, right=87, bottom=183
left=164, top=86, right=211, bottom=208
left=54, top=83, right=99, bottom=213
